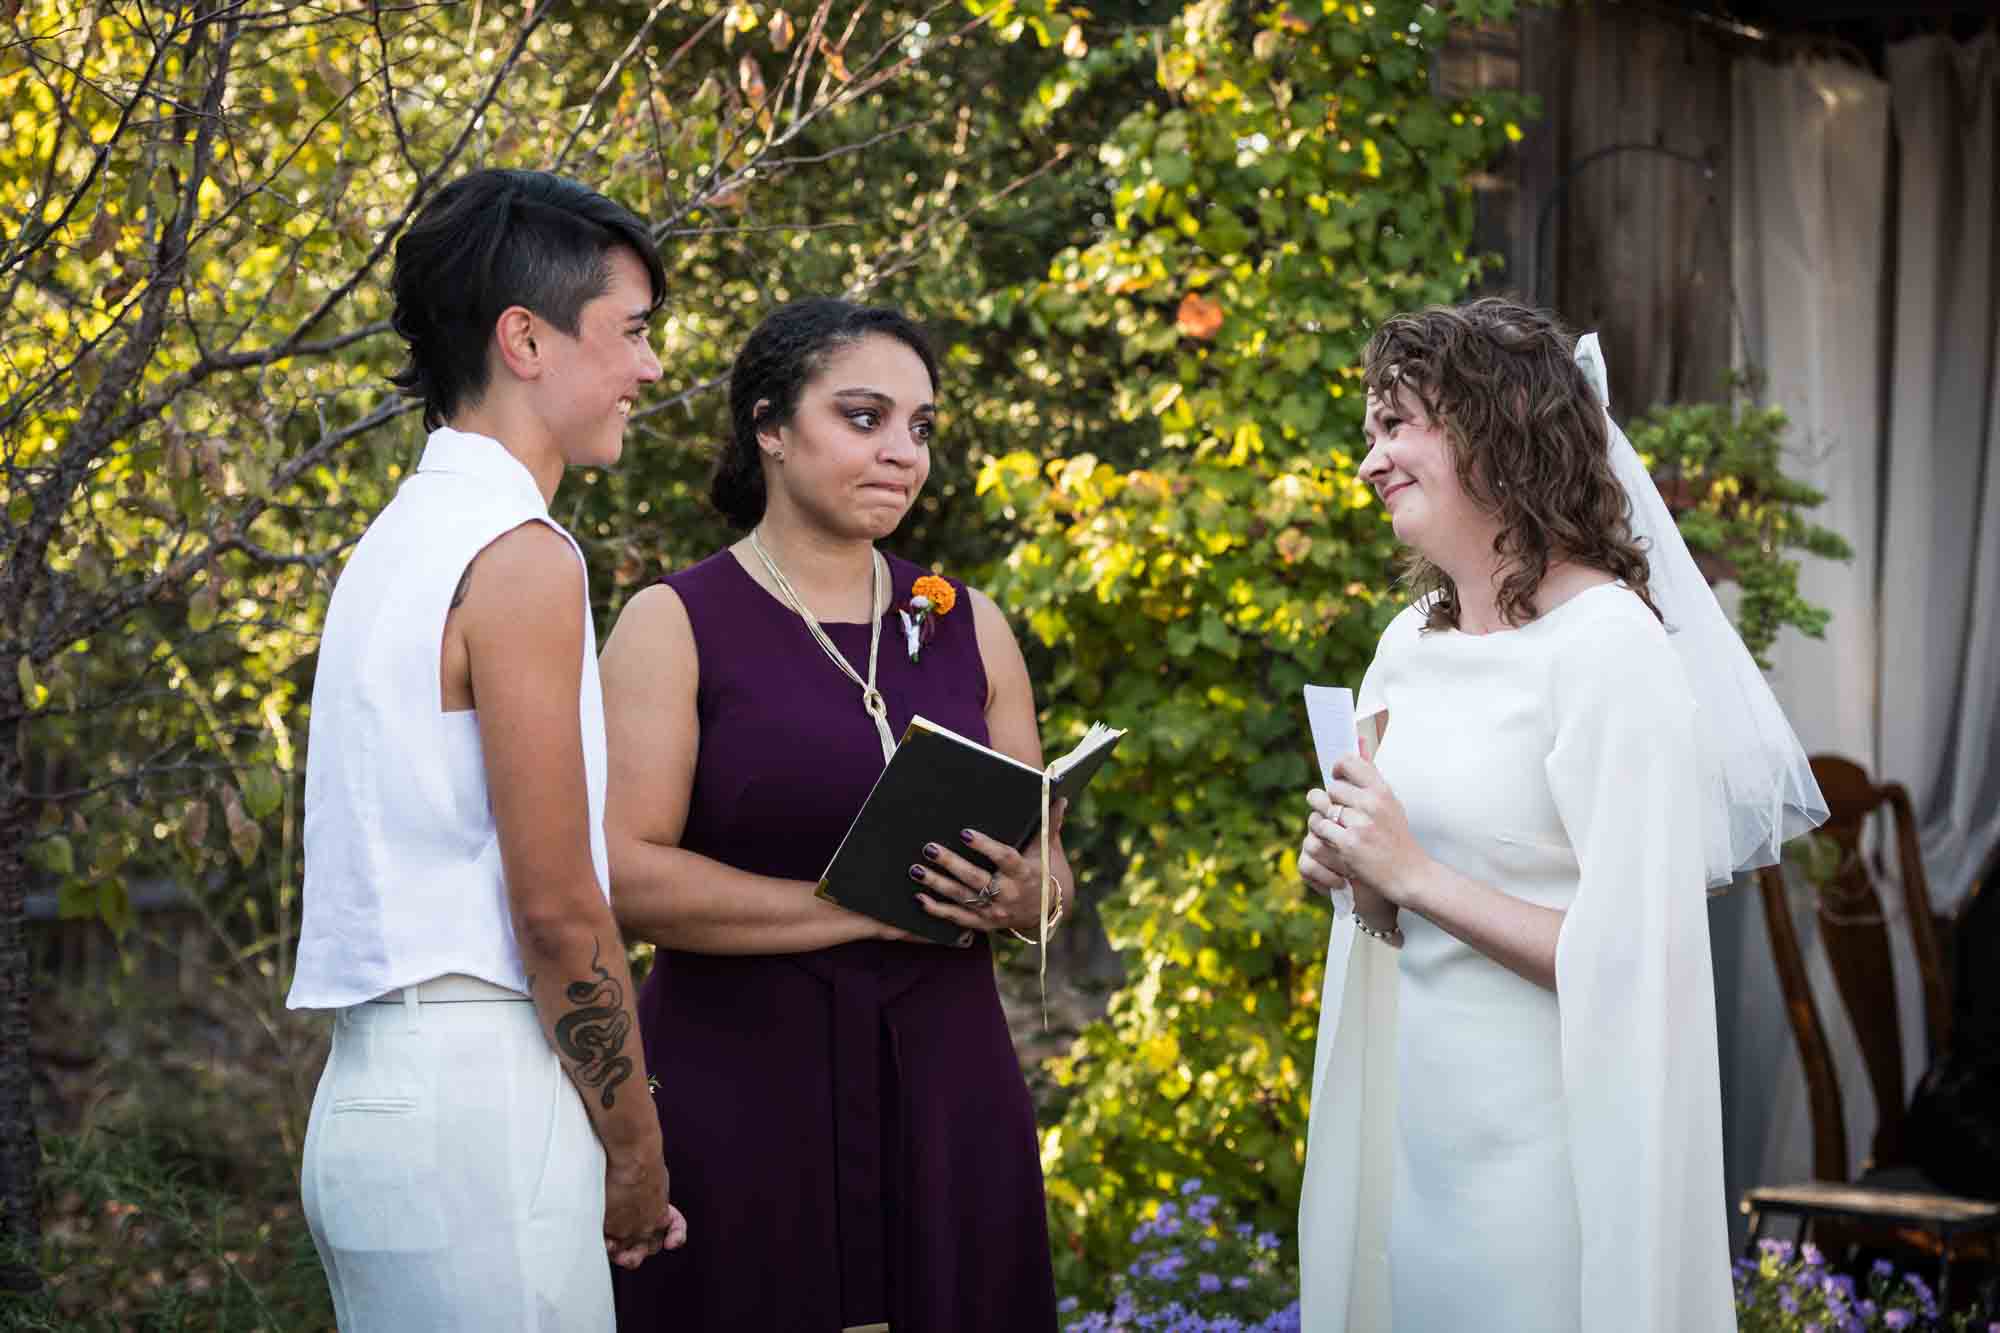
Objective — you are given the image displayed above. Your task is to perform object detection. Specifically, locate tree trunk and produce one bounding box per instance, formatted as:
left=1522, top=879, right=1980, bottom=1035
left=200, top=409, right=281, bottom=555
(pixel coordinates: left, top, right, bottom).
left=0, top=697, right=39, bottom=1294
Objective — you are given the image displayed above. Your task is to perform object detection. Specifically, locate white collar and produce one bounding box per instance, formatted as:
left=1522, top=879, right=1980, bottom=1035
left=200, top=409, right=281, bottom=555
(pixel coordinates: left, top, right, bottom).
left=415, top=426, right=550, bottom=516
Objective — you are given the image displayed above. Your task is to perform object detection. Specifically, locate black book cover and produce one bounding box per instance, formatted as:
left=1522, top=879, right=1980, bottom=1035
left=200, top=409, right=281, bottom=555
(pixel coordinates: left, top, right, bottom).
left=815, top=716, right=1123, bottom=946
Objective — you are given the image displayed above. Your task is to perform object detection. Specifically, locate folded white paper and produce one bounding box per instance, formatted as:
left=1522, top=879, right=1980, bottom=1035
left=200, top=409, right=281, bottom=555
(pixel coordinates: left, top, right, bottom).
left=1303, top=684, right=1360, bottom=916
left=1303, top=684, right=1358, bottom=786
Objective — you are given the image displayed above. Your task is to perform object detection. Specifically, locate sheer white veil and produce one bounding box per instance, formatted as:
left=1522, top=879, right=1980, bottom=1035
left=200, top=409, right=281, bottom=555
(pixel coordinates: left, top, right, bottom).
left=1573, top=333, right=1828, bottom=889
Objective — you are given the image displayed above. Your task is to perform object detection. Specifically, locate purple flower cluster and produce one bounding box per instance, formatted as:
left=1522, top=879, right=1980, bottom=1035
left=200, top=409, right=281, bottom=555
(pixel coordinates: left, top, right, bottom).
left=1731, top=1237, right=1990, bottom=1332
left=1059, top=1179, right=1300, bottom=1333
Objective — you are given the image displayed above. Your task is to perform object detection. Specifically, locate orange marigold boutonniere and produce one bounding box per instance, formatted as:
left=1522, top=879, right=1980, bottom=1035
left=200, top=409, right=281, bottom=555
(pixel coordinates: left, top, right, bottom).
left=899, top=574, right=957, bottom=663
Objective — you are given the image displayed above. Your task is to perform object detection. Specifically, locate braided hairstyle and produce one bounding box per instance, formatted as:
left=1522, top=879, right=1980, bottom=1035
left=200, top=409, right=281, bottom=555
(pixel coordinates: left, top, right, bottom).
left=711, top=299, right=939, bottom=529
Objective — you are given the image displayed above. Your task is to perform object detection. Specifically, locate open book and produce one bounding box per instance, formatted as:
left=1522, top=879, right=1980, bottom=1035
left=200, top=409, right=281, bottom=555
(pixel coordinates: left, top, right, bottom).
left=816, top=716, right=1125, bottom=946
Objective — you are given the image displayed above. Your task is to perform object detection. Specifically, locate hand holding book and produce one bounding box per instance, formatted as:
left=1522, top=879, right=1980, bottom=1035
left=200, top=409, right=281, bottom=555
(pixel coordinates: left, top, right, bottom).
left=816, top=716, right=1124, bottom=946
left=909, top=797, right=1069, bottom=936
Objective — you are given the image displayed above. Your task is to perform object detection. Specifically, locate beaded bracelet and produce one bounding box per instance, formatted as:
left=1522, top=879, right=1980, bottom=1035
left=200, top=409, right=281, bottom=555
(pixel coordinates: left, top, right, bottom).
left=1010, top=876, right=1067, bottom=945
left=1354, top=915, right=1404, bottom=949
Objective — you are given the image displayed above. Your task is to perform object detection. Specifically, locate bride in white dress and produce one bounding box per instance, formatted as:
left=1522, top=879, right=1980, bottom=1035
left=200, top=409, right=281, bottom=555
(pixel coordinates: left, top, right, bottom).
left=1294, top=300, right=1824, bottom=1332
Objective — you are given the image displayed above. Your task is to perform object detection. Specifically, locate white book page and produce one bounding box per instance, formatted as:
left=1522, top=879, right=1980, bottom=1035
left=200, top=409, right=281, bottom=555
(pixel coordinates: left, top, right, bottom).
left=910, top=715, right=1122, bottom=780
left=1049, top=721, right=1125, bottom=781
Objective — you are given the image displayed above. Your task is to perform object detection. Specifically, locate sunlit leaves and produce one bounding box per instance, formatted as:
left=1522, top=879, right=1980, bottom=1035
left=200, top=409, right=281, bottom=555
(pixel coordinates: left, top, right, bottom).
left=972, top=0, right=1530, bottom=1292
left=1627, top=389, right=1853, bottom=668
left=6, top=0, right=1053, bottom=981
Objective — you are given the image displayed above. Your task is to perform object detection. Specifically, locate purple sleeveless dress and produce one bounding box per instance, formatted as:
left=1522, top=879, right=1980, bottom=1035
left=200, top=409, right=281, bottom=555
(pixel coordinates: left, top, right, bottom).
left=610, top=549, right=1058, bottom=1333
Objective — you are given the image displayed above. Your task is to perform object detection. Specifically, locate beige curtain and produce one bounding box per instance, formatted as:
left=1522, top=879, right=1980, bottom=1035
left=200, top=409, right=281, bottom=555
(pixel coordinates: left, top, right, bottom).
left=1722, top=51, right=1893, bottom=1236
left=1878, top=32, right=2000, bottom=912
left=1721, top=32, right=2000, bottom=1236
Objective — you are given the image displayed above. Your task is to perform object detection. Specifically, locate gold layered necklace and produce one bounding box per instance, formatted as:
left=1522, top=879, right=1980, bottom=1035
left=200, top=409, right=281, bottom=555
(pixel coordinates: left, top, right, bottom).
left=747, top=527, right=898, bottom=764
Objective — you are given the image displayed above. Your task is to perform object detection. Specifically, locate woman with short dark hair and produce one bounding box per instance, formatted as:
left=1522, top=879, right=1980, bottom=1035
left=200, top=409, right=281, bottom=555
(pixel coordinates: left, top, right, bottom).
left=601, top=298, right=1063, bottom=1331
left=291, top=167, right=683, bottom=1332
left=1294, top=299, right=1823, bottom=1331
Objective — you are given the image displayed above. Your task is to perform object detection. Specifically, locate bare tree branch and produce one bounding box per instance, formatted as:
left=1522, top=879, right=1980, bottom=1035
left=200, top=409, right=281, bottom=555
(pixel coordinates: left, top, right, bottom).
left=368, top=0, right=423, bottom=179
left=271, top=0, right=557, bottom=352
left=5, top=3, right=240, bottom=633
left=211, top=531, right=359, bottom=569
left=628, top=371, right=729, bottom=423
left=78, top=2, right=553, bottom=468
left=851, top=145, right=1076, bottom=295
left=550, top=0, right=679, bottom=173
left=0, top=5, right=185, bottom=282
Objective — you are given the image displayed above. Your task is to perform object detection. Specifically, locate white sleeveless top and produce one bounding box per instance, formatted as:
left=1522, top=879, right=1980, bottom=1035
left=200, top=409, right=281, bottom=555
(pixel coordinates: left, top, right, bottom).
left=287, top=428, right=610, bottom=1009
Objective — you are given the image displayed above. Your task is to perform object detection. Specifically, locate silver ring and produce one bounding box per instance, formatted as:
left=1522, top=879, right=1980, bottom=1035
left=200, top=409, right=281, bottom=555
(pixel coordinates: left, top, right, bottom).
left=973, top=870, right=1001, bottom=904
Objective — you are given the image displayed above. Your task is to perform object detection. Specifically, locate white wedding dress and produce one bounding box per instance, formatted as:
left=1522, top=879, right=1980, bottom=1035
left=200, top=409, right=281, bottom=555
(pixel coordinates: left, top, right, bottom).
left=1299, top=584, right=1736, bottom=1332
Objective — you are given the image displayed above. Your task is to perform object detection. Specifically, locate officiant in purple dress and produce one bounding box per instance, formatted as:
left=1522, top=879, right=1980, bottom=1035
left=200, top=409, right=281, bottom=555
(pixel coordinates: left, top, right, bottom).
left=599, top=299, right=1067, bottom=1332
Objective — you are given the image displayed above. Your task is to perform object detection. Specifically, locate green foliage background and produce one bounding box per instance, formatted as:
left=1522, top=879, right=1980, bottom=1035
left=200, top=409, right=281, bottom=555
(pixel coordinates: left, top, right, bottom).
left=966, top=0, right=1529, bottom=1287
left=7, top=0, right=1847, bottom=1318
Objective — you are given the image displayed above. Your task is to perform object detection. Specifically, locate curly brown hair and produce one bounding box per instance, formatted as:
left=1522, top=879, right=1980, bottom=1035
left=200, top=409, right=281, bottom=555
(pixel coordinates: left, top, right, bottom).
left=1361, top=298, right=1661, bottom=632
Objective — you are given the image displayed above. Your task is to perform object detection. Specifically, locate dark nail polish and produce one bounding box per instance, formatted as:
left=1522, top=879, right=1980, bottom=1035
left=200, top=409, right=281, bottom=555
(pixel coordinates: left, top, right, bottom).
left=959, top=829, right=974, bottom=843
left=923, top=843, right=941, bottom=860
left=908, top=864, right=925, bottom=881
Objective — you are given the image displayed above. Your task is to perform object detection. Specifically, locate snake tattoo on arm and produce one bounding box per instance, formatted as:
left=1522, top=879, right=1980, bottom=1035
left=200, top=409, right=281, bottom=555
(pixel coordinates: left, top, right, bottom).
left=552, top=941, right=635, bottom=1109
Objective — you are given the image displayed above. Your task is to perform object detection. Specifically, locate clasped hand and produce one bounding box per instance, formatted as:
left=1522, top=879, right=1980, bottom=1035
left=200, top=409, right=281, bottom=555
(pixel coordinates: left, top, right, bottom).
left=1296, top=754, right=1427, bottom=912
left=909, top=799, right=1067, bottom=935
left=603, top=1150, right=688, bottom=1270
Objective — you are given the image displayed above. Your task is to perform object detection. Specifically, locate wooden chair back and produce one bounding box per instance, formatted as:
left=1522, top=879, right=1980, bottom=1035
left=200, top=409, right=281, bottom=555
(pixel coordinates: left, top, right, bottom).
left=1755, top=755, right=1952, bottom=1182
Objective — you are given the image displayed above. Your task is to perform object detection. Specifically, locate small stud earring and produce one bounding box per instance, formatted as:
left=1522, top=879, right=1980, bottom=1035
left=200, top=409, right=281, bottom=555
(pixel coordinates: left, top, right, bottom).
left=773, top=450, right=785, bottom=463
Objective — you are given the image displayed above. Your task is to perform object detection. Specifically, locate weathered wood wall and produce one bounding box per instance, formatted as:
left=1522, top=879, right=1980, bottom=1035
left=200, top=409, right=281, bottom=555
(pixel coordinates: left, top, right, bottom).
left=1453, top=1, right=1743, bottom=414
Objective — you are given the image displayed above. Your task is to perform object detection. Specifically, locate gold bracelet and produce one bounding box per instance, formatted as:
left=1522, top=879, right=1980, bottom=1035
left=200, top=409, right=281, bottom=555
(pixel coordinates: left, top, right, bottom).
left=1010, top=876, right=1067, bottom=945
left=1354, top=915, right=1403, bottom=949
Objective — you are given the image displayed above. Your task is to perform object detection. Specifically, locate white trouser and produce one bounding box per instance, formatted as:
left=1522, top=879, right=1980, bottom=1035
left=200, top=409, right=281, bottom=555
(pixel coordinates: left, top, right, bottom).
left=301, top=974, right=612, bottom=1332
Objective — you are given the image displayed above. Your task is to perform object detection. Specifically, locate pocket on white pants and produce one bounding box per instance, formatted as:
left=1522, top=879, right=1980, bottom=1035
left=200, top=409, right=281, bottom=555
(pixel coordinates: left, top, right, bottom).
left=308, top=1094, right=448, bottom=1253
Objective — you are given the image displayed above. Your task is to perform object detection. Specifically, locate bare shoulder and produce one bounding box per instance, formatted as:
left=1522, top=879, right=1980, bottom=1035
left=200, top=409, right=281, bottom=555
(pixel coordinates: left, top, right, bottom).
left=605, top=582, right=692, bottom=649
left=960, top=583, right=1027, bottom=708
left=601, top=583, right=697, bottom=686
left=462, top=521, right=585, bottom=629
left=966, top=583, right=1026, bottom=659
left=965, top=583, right=1009, bottom=629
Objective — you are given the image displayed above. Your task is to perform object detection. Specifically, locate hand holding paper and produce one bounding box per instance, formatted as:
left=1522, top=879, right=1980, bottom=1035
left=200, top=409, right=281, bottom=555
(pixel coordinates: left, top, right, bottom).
left=1301, top=685, right=1363, bottom=912
left=1303, top=685, right=1359, bottom=786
